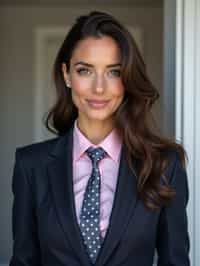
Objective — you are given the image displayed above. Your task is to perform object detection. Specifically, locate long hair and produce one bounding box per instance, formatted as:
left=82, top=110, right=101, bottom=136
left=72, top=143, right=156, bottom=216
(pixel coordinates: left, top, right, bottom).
left=45, top=11, right=188, bottom=210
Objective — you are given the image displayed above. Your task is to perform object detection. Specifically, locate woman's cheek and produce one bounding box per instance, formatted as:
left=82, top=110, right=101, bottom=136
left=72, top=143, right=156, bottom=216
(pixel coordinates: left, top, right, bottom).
left=71, top=77, right=92, bottom=93
left=71, top=85, right=89, bottom=110
left=112, top=84, right=125, bottom=100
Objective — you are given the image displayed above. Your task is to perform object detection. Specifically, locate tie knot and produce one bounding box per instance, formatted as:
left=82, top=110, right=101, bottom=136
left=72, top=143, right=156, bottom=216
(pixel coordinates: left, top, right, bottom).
left=86, top=147, right=107, bottom=164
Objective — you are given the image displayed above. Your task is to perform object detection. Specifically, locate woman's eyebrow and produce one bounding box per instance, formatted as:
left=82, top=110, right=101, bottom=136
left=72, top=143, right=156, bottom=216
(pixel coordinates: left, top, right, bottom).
left=73, top=61, right=122, bottom=68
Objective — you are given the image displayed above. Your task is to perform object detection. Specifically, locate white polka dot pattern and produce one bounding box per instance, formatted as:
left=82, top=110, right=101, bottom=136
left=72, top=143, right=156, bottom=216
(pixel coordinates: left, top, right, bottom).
left=79, top=147, right=107, bottom=264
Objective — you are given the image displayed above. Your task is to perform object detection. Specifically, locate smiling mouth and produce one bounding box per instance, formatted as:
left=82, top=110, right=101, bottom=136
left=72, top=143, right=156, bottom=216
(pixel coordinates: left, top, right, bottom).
left=86, top=99, right=110, bottom=109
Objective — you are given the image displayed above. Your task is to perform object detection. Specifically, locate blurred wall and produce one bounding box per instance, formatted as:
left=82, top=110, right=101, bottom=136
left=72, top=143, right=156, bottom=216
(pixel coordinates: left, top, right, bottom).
left=0, top=3, right=163, bottom=264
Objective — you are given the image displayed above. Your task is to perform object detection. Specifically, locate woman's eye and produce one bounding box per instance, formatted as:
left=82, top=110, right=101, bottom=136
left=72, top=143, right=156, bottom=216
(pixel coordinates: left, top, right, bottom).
left=109, top=69, right=121, bottom=77
left=76, top=68, right=91, bottom=75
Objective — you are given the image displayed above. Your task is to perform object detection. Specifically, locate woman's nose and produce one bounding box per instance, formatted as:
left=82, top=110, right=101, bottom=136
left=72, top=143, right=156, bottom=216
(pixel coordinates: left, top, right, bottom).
left=93, top=75, right=106, bottom=94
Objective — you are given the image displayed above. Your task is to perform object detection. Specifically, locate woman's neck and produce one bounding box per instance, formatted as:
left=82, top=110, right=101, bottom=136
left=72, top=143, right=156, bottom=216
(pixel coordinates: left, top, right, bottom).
left=77, top=117, right=115, bottom=145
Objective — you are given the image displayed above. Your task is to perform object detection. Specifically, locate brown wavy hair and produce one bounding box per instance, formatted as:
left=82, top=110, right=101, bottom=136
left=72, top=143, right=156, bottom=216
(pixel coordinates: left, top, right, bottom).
left=45, top=10, right=188, bottom=210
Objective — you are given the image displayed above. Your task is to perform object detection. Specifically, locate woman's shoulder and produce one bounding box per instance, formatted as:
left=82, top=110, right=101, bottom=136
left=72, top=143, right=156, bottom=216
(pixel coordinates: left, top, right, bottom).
left=161, top=146, right=188, bottom=185
left=165, top=146, right=187, bottom=169
left=14, top=136, right=62, bottom=168
left=17, top=136, right=59, bottom=154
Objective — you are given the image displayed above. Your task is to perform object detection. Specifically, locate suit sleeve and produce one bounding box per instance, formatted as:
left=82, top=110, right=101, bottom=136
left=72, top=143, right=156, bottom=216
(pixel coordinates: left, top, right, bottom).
left=9, top=149, right=42, bottom=266
left=156, top=153, right=190, bottom=266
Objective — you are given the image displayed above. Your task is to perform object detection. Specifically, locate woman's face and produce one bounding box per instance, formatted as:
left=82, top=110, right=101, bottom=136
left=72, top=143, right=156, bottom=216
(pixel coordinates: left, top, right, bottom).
left=62, top=36, right=125, bottom=125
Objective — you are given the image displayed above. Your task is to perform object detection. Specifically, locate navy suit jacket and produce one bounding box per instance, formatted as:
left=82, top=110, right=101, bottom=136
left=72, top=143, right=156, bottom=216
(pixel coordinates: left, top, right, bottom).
left=9, top=125, right=190, bottom=266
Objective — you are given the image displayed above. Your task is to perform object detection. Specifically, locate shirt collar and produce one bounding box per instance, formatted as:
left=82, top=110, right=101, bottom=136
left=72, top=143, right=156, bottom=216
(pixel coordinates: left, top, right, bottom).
left=73, top=119, right=122, bottom=163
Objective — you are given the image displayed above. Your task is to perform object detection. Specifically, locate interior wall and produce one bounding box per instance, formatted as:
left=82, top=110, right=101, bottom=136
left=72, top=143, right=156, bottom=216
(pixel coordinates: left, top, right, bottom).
left=0, top=4, right=163, bottom=263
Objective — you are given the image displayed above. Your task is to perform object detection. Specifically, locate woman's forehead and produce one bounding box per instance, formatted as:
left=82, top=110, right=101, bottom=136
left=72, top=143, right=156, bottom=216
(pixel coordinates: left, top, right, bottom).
left=70, top=36, right=121, bottom=66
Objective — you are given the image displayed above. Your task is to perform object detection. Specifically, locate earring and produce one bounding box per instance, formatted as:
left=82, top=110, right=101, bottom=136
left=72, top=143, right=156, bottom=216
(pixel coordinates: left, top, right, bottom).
left=66, top=82, right=71, bottom=88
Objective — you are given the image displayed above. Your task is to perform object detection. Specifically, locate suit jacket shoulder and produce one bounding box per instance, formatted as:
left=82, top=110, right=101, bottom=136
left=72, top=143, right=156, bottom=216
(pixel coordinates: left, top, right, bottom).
left=15, top=137, right=59, bottom=168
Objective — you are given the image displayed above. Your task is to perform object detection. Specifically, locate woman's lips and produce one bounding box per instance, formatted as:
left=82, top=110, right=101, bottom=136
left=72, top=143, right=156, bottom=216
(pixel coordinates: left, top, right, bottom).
left=86, top=99, right=110, bottom=109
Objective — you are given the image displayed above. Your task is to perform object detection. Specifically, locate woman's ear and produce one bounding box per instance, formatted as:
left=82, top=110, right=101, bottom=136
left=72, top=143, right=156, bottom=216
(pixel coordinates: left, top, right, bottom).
left=62, top=63, right=71, bottom=87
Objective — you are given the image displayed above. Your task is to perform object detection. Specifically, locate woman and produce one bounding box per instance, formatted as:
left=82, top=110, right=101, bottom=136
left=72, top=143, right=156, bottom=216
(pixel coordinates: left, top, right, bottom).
left=10, top=11, right=190, bottom=266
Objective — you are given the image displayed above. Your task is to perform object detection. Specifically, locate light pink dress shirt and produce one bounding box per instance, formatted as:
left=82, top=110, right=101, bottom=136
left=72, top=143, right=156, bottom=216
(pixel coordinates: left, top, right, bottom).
left=72, top=120, right=122, bottom=238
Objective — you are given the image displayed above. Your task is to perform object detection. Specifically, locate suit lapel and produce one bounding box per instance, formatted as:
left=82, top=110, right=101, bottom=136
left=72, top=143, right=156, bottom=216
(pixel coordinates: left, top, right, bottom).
left=47, top=126, right=92, bottom=266
left=95, top=146, right=138, bottom=266
left=47, top=125, right=138, bottom=266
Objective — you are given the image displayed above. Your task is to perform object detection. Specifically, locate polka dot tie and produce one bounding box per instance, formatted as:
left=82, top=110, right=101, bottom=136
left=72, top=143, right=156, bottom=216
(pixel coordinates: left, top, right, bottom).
left=79, top=147, right=107, bottom=264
